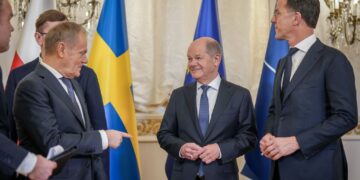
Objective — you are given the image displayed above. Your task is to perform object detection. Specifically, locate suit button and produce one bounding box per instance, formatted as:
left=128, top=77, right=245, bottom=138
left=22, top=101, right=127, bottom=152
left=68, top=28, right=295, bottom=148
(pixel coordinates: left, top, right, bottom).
left=280, top=117, right=284, bottom=121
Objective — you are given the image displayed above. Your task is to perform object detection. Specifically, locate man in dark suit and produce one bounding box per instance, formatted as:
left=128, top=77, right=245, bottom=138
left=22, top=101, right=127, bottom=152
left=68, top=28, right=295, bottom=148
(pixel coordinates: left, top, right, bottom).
left=5, top=9, right=109, bottom=173
left=6, top=9, right=107, bottom=143
left=14, top=22, right=130, bottom=180
left=260, top=0, right=358, bottom=179
left=0, top=0, right=57, bottom=179
left=157, top=37, right=257, bottom=180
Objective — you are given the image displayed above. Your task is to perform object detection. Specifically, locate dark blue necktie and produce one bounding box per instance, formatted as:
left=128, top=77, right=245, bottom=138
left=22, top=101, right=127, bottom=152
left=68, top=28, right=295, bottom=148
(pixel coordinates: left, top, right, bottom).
left=198, top=85, right=210, bottom=177
left=199, top=85, right=210, bottom=136
left=61, top=78, right=77, bottom=104
left=282, top=48, right=299, bottom=97
left=61, top=77, right=84, bottom=124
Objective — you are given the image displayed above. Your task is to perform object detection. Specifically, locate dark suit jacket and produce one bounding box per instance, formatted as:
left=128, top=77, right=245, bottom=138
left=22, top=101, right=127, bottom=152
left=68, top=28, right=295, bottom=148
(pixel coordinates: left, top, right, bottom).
left=157, top=80, right=257, bottom=180
left=0, top=134, right=28, bottom=177
left=14, top=64, right=107, bottom=180
left=265, top=39, right=358, bottom=180
left=6, top=58, right=107, bottom=141
left=5, top=58, right=109, bottom=175
left=0, top=67, right=9, bottom=137
left=0, top=68, right=28, bottom=179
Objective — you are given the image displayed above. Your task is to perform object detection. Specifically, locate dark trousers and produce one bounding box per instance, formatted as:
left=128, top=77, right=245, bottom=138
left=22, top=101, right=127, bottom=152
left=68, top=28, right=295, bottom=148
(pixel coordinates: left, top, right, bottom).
left=274, top=161, right=280, bottom=180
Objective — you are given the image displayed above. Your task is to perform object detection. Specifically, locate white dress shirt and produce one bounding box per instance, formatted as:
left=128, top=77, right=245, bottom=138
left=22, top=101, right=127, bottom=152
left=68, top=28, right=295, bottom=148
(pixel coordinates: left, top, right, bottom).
left=197, top=74, right=222, bottom=158
left=289, top=34, right=317, bottom=80
left=16, top=152, right=37, bottom=176
left=196, top=74, right=221, bottom=122
left=179, top=74, right=223, bottom=158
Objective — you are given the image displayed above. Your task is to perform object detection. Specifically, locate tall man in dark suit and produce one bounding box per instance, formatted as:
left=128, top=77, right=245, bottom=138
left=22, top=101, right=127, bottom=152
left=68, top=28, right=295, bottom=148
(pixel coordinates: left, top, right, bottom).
left=0, top=0, right=57, bottom=179
left=5, top=9, right=109, bottom=172
left=157, top=37, right=257, bottom=180
left=14, top=22, right=130, bottom=180
left=260, top=0, right=358, bottom=179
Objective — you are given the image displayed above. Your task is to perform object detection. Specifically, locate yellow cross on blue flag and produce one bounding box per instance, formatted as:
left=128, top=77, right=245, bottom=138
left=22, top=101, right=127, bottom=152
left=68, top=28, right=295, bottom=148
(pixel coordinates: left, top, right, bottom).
left=88, top=0, right=141, bottom=179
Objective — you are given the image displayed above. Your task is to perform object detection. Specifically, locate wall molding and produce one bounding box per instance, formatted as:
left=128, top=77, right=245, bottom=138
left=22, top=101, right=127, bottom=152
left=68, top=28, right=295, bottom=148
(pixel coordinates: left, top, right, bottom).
left=136, top=113, right=360, bottom=141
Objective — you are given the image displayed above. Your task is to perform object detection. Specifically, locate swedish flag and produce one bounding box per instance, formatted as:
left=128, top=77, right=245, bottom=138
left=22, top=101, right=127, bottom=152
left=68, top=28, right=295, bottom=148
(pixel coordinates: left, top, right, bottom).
left=88, top=0, right=141, bottom=179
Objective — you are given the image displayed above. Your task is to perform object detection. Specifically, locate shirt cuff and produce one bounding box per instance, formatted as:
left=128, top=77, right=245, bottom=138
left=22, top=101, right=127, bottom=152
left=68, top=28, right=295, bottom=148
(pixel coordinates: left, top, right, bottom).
left=179, top=146, right=184, bottom=158
left=99, top=130, right=108, bottom=150
left=16, top=152, right=37, bottom=176
left=218, top=145, right=222, bottom=159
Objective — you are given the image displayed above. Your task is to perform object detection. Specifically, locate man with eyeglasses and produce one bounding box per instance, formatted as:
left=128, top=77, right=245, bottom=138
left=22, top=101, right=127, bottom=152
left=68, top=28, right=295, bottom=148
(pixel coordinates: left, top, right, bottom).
left=260, top=0, right=357, bottom=179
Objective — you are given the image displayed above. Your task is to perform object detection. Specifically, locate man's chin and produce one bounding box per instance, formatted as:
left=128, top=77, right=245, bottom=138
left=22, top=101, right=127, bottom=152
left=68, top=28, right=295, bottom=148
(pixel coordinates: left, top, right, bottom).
left=0, top=45, right=10, bottom=53
left=74, top=72, right=81, bottom=78
left=64, top=73, right=80, bottom=79
left=190, top=73, right=200, bottom=79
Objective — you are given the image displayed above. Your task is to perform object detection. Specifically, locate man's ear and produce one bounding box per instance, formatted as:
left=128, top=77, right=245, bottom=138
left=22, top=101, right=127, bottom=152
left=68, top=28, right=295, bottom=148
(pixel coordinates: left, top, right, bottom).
left=214, top=53, right=221, bottom=66
left=57, top=42, right=66, bottom=58
left=34, top=32, right=44, bottom=46
left=293, top=12, right=302, bottom=26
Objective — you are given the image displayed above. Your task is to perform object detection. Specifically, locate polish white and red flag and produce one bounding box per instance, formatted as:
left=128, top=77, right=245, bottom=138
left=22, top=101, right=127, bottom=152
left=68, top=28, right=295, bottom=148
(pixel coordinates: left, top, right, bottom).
left=10, top=0, right=55, bottom=70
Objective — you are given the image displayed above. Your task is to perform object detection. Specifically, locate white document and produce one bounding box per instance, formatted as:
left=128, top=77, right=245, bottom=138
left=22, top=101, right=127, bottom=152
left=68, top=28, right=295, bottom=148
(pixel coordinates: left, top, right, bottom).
left=46, top=145, right=64, bottom=159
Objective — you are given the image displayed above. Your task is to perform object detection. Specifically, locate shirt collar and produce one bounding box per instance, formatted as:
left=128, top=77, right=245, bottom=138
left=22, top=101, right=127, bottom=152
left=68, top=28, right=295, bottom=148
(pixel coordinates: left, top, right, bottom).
left=39, top=57, right=64, bottom=79
left=293, top=34, right=317, bottom=53
left=197, top=74, right=221, bottom=91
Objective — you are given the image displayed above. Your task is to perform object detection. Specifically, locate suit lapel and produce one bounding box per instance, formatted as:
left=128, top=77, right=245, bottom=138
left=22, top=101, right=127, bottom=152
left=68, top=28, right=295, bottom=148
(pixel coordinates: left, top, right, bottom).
left=276, top=58, right=286, bottom=109
left=269, top=58, right=287, bottom=135
left=35, top=65, right=86, bottom=129
left=184, top=83, right=203, bottom=139
left=283, top=39, right=324, bottom=103
left=204, top=80, right=233, bottom=139
left=71, top=79, right=92, bottom=130
left=0, top=68, right=8, bottom=128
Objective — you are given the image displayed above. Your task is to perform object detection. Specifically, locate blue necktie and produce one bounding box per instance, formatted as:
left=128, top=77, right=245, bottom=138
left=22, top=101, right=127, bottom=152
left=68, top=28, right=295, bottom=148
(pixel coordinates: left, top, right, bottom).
left=282, top=48, right=299, bottom=98
left=198, top=85, right=210, bottom=177
left=61, top=77, right=84, bottom=124
left=61, top=77, right=77, bottom=104
left=199, top=85, right=210, bottom=136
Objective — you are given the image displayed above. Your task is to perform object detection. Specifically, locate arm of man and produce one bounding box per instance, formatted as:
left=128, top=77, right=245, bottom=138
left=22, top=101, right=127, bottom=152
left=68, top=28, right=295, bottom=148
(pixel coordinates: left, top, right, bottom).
left=157, top=90, right=187, bottom=160
left=260, top=134, right=299, bottom=160
left=0, top=134, right=28, bottom=175
left=217, top=89, right=257, bottom=164
left=295, top=52, right=357, bottom=159
left=14, top=79, right=104, bottom=155
left=21, top=154, right=57, bottom=180
left=4, top=70, right=18, bottom=141
left=0, top=134, right=57, bottom=180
